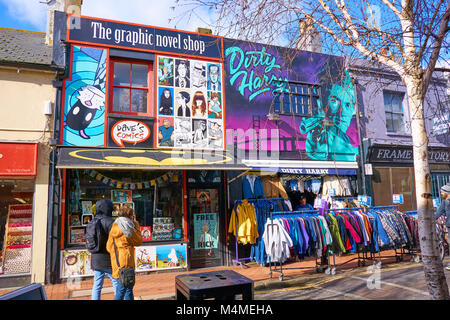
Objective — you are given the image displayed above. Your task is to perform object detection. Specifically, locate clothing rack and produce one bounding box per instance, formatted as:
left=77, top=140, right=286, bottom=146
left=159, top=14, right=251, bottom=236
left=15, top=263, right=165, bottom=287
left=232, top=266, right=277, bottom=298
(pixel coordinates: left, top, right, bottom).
left=326, top=207, right=376, bottom=273
left=231, top=198, right=285, bottom=268
left=267, top=209, right=330, bottom=281
left=403, top=210, right=421, bottom=262
left=367, top=205, right=421, bottom=263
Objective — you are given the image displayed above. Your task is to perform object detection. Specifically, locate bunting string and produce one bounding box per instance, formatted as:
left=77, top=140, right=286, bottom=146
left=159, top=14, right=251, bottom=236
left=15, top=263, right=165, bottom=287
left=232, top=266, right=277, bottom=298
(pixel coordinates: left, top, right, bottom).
left=82, top=170, right=179, bottom=190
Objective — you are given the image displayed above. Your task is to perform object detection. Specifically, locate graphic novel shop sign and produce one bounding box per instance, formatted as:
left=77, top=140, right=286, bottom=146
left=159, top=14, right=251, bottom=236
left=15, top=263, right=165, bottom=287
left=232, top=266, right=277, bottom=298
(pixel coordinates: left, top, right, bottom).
left=369, top=146, right=450, bottom=164
left=67, top=15, right=222, bottom=59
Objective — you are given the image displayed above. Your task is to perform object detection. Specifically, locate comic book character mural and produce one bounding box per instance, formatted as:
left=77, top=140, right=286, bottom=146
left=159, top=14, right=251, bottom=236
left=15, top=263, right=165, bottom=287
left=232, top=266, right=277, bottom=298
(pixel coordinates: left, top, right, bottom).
left=299, top=70, right=358, bottom=161
left=156, top=55, right=226, bottom=151
left=65, top=85, right=104, bottom=139
left=63, top=46, right=107, bottom=146
left=224, top=38, right=359, bottom=161
left=158, top=57, right=174, bottom=86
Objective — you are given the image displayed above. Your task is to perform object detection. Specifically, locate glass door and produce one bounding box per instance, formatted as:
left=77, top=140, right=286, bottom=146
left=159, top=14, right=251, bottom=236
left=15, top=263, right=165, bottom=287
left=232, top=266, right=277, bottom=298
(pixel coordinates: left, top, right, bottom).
left=188, top=187, right=222, bottom=268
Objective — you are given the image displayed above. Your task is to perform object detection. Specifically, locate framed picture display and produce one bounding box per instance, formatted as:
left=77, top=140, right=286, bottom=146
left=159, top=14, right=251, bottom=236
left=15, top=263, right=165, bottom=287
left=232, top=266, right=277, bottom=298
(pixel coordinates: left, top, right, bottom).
left=156, top=55, right=225, bottom=151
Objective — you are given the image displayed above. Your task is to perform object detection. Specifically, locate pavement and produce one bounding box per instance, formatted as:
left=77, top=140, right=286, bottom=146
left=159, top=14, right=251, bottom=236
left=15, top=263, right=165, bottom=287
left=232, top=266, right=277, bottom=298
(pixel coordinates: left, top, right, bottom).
left=0, top=249, right=441, bottom=300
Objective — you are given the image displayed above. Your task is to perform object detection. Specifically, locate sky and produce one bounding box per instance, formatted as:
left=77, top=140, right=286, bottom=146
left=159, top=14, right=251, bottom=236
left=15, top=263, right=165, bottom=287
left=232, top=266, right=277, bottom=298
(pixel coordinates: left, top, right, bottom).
left=0, top=0, right=214, bottom=33
left=0, top=0, right=447, bottom=69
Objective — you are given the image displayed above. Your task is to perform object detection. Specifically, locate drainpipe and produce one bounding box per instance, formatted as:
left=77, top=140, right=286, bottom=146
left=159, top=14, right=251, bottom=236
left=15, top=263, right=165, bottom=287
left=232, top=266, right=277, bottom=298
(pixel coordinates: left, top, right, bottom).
left=352, top=77, right=367, bottom=195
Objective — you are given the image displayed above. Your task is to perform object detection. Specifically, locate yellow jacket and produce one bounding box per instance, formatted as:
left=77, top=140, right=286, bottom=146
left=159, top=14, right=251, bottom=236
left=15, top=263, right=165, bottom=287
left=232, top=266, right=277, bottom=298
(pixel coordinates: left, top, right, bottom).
left=228, top=200, right=259, bottom=244
left=106, top=219, right=142, bottom=279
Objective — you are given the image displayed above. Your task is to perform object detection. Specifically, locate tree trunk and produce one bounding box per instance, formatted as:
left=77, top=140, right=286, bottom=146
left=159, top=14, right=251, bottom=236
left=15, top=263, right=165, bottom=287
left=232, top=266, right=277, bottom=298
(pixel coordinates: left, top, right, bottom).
left=406, top=79, right=449, bottom=300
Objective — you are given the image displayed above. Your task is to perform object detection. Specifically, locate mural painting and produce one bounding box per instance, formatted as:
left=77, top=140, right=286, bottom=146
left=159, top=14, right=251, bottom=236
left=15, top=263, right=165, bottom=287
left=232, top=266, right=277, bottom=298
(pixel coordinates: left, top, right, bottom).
left=223, top=39, right=359, bottom=161
left=63, top=46, right=107, bottom=146
left=156, top=55, right=225, bottom=150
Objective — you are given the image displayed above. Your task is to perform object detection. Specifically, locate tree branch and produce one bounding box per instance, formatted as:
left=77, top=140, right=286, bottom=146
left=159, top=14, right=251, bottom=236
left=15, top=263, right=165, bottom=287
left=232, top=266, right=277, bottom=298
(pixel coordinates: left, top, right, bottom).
left=422, top=0, right=450, bottom=93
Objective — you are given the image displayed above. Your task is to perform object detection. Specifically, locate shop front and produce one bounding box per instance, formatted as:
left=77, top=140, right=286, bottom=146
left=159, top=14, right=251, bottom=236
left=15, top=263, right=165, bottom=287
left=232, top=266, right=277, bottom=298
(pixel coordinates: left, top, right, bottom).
left=367, top=144, right=450, bottom=211
left=55, top=146, right=247, bottom=278
left=59, top=166, right=231, bottom=278
left=0, top=142, right=37, bottom=286
left=48, top=12, right=237, bottom=281
left=49, top=12, right=366, bottom=282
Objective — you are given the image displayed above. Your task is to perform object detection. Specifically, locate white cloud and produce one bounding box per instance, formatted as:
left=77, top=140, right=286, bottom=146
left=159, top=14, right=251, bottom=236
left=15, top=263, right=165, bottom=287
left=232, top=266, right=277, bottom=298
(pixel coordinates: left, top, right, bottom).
left=0, top=0, right=47, bottom=30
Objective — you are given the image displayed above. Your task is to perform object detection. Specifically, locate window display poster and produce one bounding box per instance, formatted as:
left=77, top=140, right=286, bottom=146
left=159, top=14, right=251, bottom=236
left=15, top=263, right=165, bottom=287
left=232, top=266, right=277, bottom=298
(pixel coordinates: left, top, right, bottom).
left=112, top=202, right=134, bottom=217
left=141, top=226, right=152, bottom=241
left=135, top=245, right=156, bottom=272
left=193, top=212, right=218, bottom=250
left=155, top=243, right=187, bottom=269
left=111, top=189, right=132, bottom=202
left=81, top=201, right=93, bottom=214
left=60, top=249, right=93, bottom=278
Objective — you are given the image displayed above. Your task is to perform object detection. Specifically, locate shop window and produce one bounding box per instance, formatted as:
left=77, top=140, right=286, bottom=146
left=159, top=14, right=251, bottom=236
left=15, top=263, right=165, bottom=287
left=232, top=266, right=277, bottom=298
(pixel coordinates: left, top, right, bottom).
left=109, top=60, right=153, bottom=116
left=0, top=179, right=35, bottom=275
left=65, top=170, right=183, bottom=246
left=372, top=167, right=415, bottom=211
left=273, top=82, right=320, bottom=116
left=383, top=91, right=405, bottom=133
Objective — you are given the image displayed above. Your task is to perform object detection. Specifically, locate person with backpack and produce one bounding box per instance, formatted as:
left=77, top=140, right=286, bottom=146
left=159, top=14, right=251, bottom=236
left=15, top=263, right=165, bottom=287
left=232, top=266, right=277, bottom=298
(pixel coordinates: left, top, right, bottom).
left=85, top=199, right=119, bottom=300
left=106, top=206, right=142, bottom=300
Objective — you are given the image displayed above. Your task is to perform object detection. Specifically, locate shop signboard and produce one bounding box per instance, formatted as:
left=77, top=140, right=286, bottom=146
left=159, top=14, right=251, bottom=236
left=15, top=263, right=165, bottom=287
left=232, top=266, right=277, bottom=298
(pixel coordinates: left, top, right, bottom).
left=0, top=143, right=37, bottom=176
left=261, top=167, right=358, bottom=175
left=431, top=113, right=450, bottom=136
left=67, top=15, right=223, bottom=59
left=369, top=145, right=450, bottom=164
left=107, top=118, right=153, bottom=148
left=193, top=212, right=218, bottom=250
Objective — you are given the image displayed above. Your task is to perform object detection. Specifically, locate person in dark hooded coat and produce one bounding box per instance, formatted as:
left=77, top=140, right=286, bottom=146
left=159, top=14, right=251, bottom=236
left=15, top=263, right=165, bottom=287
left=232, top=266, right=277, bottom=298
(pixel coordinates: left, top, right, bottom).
left=89, top=199, right=119, bottom=300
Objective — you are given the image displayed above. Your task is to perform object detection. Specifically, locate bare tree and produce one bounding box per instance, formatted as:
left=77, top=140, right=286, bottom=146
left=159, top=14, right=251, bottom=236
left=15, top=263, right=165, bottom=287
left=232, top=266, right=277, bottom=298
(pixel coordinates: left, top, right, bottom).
left=176, top=0, right=450, bottom=299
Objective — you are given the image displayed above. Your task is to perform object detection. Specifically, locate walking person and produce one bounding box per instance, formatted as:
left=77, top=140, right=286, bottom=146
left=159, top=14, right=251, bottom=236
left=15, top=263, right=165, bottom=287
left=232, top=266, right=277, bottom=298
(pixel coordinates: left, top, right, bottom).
left=85, top=199, right=119, bottom=300
left=106, top=207, right=142, bottom=300
left=435, top=184, right=450, bottom=270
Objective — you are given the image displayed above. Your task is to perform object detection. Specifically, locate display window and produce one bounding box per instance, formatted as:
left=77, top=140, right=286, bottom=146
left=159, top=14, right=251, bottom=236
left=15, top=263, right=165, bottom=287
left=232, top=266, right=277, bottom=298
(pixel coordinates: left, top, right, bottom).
left=65, top=169, right=184, bottom=246
left=0, top=179, right=34, bottom=275
left=109, top=59, right=154, bottom=117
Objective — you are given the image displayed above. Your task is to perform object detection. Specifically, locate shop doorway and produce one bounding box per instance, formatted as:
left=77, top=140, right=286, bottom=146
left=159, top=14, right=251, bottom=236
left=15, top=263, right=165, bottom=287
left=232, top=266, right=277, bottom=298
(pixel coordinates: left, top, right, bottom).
left=187, top=171, right=224, bottom=269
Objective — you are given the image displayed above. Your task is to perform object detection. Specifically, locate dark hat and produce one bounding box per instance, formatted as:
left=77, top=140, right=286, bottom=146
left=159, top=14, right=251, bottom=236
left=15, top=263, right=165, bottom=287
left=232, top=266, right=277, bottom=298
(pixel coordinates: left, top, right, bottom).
left=95, top=199, right=113, bottom=216
left=441, top=184, right=450, bottom=194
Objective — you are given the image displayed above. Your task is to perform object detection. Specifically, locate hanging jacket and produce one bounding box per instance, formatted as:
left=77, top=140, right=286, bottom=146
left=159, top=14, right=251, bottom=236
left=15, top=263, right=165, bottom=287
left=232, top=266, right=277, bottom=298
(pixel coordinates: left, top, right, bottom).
left=343, top=214, right=362, bottom=244
left=327, top=214, right=346, bottom=254
left=263, top=218, right=293, bottom=263
left=261, top=175, right=289, bottom=200
left=371, top=213, right=390, bottom=247
left=242, top=175, right=265, bottom=200
left=228, top=200, right=259, bottom=245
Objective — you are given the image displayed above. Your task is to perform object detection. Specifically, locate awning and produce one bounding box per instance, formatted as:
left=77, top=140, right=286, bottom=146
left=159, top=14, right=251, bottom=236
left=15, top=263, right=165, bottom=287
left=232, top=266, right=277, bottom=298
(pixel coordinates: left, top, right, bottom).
left=56, top=147, right=249, bottom=170
left=243, top=159, right=359, bottom=175
left=0, top=142, right=37, bottom=176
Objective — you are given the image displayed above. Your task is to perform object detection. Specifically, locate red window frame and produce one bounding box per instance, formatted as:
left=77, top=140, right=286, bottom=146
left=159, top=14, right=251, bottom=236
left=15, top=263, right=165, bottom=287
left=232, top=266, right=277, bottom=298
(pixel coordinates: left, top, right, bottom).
left=109, top=59, right=154, bottom=117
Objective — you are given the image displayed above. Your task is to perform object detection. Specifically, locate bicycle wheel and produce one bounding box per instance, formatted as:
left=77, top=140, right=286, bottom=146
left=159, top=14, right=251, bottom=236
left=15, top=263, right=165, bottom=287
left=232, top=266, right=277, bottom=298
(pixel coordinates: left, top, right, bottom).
left=439, top=241, right=446, bottom=261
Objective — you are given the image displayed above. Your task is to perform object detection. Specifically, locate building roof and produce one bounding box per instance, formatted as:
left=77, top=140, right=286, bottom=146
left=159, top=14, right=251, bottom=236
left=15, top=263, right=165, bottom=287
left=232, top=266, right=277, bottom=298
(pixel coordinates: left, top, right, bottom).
left=0, top=27, right=53, bottom=68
